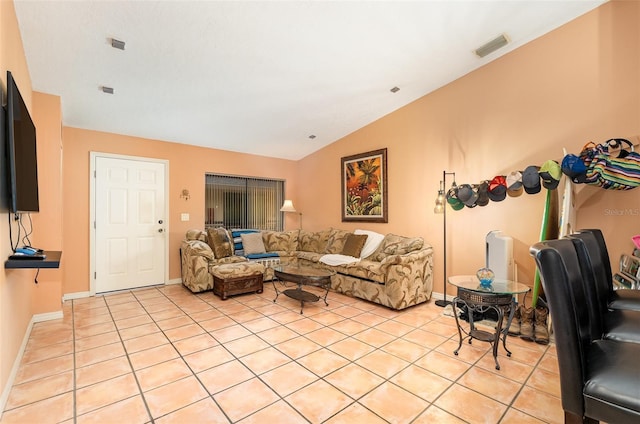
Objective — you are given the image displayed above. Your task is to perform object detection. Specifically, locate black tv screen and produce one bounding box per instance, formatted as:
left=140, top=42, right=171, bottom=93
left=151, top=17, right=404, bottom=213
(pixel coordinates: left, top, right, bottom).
left=6, top=71, right=39, bottom=213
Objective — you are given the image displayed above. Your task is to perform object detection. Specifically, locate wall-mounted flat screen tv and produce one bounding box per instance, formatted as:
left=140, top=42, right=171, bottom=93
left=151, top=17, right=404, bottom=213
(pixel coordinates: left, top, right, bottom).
left=6, top=71, right=39, bottom=213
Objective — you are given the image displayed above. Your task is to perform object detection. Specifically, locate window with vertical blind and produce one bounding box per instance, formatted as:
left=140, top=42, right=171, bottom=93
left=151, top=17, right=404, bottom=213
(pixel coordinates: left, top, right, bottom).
left=205, top=174, right=285, bottom=231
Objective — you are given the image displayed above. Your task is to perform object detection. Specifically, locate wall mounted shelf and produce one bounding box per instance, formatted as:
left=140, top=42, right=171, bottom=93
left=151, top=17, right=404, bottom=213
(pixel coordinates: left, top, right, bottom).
left=5, top=251, right=62, bottom=269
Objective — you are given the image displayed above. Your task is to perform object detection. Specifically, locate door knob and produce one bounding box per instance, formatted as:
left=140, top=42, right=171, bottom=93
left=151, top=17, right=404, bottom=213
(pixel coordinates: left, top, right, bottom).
left=158, top=219, right=163, bottom=224
left=158, top=228, right=164, bottom=233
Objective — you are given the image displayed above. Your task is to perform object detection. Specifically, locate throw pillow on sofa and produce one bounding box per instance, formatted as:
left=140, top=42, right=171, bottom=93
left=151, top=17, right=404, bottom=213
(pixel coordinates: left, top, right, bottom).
left=241, top=232, right=267, bottom=255
left=206, top=227, right=233, bottom=259
left=341, top=234, right=368, bottom=258
left=371, top=234, right=424, bottom=262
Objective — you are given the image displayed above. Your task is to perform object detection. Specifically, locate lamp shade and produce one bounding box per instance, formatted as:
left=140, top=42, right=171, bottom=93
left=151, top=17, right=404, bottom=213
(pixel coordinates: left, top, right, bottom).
left=280, top=200, right=297, bottom=213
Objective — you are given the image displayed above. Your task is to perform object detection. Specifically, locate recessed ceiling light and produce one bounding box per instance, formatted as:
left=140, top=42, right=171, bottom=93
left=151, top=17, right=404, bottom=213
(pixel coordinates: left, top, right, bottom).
left=390, top=86, right=400, bottom=93
left=110, top=38, right=125, bottom=50
left=308, top=135, right=316, bottom=140
left=101, top=86, right=114, bottom=94
left=475, top=33, right=509, bottom=58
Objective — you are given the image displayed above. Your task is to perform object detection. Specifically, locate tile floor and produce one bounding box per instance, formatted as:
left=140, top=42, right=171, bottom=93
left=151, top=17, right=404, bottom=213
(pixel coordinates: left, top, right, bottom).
left=1, top=282, right=562, bottom=423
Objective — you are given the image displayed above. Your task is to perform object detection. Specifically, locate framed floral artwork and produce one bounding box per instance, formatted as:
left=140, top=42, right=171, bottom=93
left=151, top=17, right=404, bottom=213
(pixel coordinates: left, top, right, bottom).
left=341, top=148, right=388, bottom=222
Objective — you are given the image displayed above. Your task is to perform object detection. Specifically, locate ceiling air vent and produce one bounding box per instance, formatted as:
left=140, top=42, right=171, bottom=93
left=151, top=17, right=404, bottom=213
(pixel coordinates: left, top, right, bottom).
left=474, top=33, right=509, bottom=58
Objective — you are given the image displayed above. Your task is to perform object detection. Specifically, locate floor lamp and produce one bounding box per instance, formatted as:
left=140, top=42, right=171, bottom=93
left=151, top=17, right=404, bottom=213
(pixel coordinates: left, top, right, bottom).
left=434, top=171, right=456, bottom=307
left=280, top=199, right=302, bottom=229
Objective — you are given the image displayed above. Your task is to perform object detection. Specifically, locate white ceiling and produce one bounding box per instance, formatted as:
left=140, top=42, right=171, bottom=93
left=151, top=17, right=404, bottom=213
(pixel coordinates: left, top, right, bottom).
left=14, top=0, right=605, bottom=160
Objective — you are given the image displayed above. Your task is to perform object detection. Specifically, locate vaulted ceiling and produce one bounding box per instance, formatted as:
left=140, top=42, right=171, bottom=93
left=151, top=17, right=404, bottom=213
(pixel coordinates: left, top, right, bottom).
left=15, top=1, right=605, bottom=160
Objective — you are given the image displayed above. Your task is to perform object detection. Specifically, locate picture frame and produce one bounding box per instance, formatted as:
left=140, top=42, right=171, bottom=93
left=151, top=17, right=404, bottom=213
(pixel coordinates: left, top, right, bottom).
left=341, top=148, right=388, bottom=222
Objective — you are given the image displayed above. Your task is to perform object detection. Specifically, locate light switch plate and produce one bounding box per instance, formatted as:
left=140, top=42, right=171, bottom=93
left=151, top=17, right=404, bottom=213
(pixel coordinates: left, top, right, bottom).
left=181, top=213, right=189, bottom=222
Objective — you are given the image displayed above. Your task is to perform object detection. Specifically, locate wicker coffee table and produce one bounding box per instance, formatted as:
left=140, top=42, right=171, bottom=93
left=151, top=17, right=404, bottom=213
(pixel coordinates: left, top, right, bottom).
left=273, top=265, right=334, bottom=314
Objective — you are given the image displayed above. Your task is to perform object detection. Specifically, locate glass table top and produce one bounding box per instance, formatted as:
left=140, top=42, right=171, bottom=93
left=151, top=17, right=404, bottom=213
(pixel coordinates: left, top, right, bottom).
left=448, top=275, right=530, bottom=295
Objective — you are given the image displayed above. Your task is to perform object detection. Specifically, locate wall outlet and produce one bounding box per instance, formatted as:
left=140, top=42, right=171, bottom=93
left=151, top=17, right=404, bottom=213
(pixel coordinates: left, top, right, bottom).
left=180, top=213, right=190, bottom=222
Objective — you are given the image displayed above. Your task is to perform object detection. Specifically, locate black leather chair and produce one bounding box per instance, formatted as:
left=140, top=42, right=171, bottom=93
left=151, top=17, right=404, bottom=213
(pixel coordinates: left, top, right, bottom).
left=531, top=239, right=640, bottom=424
left=567, top=233, right=640, bottom=344
left=577, top=229, right=640, bottom=311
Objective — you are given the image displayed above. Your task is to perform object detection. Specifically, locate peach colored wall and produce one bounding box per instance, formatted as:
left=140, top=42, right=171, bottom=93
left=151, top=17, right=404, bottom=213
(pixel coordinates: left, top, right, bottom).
left=0, top=0, right=39, bottom=395
left=61, top=128, right=297, bottom=294
left=30, top=92, right=63, bottom=314
left=298, top=1, right=640, bottom=299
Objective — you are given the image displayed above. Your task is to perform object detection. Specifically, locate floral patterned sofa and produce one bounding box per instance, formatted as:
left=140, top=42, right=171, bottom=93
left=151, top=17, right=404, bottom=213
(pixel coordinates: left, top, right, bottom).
left=180, top=227, right=434, bottom=310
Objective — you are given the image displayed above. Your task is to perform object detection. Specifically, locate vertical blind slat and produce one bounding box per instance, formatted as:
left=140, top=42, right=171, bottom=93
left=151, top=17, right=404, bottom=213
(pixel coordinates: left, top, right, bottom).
left=205, top=174, right=284, bottom=231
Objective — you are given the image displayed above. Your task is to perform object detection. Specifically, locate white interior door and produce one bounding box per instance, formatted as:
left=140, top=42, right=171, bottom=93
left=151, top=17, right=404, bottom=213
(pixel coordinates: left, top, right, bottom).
left=94, top=156, right=167, bottom=293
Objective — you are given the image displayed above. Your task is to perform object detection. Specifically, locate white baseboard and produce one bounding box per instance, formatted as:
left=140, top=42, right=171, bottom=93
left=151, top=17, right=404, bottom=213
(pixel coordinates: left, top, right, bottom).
left=0, top=309, right=62, bottom=417
left=62, top=291, right=92, bottom=302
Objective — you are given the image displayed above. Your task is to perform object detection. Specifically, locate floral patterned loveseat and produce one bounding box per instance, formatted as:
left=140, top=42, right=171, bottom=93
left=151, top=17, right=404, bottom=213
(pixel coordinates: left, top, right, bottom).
left=180, top=228, right=434, bottom=310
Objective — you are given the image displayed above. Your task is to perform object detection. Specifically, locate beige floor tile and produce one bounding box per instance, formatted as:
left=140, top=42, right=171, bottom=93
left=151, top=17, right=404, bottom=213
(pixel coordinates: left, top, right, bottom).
left=476, top=350, right=535, bottom=384
left=149, top=307, right=185, bottom=321
left=285, top=379, right=353, bottom=423
left=164, top=323, right=206, bottom=342
left=537, top=351, right=560, bottom=374
left=274, top=336, right=322, bottom=359
left=242, top=316, right=280, bottom=333
left=155, top=315, right=195, bottom=331
left=238, top=399, right=307, bottom=423
left=6, top=371, right=74, bottom=410
left=74, top=331, right=121, bottom=351
left=75, top=356, right=133, bottom=388
left=331, top=305, right=367, bottom=319
left=76, top=395, right=150, bottom=424
left=21, top=341, right=73, bottom=364
left=256, top=325, right=299, bottom=344
left=260, top=361, right=319, bottom=397
left=381, top=338, right=430, bottom=362
left=229, top=309, right=265, bottom=323
left=323, top=402, right=387, bottom=424
left=389, top=364, right=452, bottom=402
left=330, top=318, right=370, bottom=336
left=75, top=342, right=127, bottom=368
left=172, top=333, right=219, bottom=356
left=74, top=321, right=117, bottom=339
left=270, top=310, right=306, bottom=324
left=309, top=311, right=345, bottom=326
left=436, top=338, right=490, bottom=363
left=13, top=354, right=74, bottom=385
left=359, top=381, right=429, bottom=423
left=117, top=322, right=160, bottom=340
left=413, top=405, right=467, bottom=423
left=374, top=319, right=414, bottom=336
left=284, top=317, right=325, bottom=334
left=324, top=363, right=384, bottom=399
left=500, top=408, right=547, bottom=423
left=1, top=392, right=74, bottom=424
left=183, top=345, right=235, bottom=373
left=123, top=332, right=170, bottom=354
left=209, top=324, right=253, bottom=343
left=403, top=327, right=449, bottom=349
left=128, top=343, right=180, bottom=370
left=526, top=367, right=561, bottom=398
left=240, top=346, right=291, bottom=374
left=75, top=374, right=141, bottom=416
left=327, top=337, right=376, bottom=361
left=414, top=351, right=471, bottom=380
left=351, top=312, right=388, bottom=326
left=458, top=366, right=522, bottom=405
left=197, top=359, right=255, bottom=394
left=355, top=349, right=410, bottom=379
left=420, top=318, right=458, bottom=337
left=434, top=384, right=507, bottom=423
left=352, top=327, right=396, bottom=347
left=296, top=348, right=350, bottom=377
left=305, top=327, right=347, bottom=346
left=136, top=358, right=193, bottom=391
left=224, top=334, right=271, bottom=357
left=154, top=398, right=229, bottom=424
left=144, top=376, right=210, bottom=419
left=188, top=308, right=224, bottom=322
left=512, top=385, right=564, bottom=424
left=215, top=377, right=280, bottom=422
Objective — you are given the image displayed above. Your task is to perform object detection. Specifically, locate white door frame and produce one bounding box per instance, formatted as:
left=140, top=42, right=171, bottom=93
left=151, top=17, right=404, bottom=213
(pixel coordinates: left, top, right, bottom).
left=89, top=152, right=170, bottom=295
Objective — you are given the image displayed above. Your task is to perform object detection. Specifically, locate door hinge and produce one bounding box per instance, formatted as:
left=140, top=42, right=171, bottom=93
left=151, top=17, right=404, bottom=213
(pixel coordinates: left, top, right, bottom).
left=94, top=272, right=96, bottom=279
left=94, top=221, right=96, bottom=229
left=94, top=170, right=96, bottom=178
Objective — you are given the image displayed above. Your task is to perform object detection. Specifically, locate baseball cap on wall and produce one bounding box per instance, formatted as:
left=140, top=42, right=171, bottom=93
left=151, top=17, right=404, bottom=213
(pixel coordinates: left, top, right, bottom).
left=539, top=160, right=562, bottom=190
left=476, top=181, right=490, bottom=206
left=506, top=171, right=523, bottom=197
left=522, top=166, right=541, bottom=194
left=487, top=175, right=507, bottom=202
left=446, top=184, right=465, bottom=211
left=456, top=184, right=478, bottom=208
